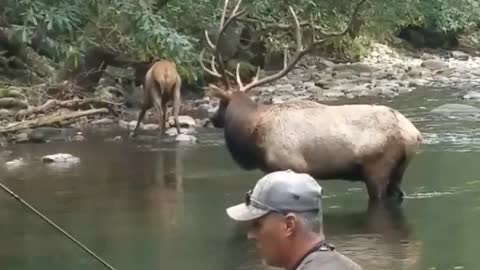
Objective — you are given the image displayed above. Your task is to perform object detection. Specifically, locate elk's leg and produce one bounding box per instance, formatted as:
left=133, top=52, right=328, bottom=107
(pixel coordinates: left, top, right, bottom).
left=363, top=158, right=392, bottom=203
left=130, top=103, right=151, bottom=138
left=173, top=79, right=182, bottom=135
left=161, top=98, right=168, bottom=134
left=386, top=156, right=408, bottom=202
left=151, top=90, right=165, bottom=136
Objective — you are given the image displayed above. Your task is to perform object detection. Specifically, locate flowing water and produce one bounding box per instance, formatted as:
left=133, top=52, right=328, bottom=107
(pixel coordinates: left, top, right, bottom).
left=1, top=86, right=480, bottom=270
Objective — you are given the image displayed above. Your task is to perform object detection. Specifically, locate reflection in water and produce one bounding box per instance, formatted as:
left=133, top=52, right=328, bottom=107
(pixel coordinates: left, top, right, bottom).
left=148, top=148, right=184, bottom=233
left=325, top=203, right=421, bottom=270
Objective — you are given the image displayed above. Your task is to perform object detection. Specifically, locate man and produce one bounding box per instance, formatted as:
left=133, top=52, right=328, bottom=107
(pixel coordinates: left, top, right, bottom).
left=226, top=170, right=363, bottom=270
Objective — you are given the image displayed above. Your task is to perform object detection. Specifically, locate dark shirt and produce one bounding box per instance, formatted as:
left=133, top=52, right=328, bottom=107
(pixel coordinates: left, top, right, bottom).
left=292, top=242, right=363, bottom=270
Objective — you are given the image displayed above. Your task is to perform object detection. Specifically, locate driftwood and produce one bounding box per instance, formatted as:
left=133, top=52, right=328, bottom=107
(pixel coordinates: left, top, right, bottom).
left=0, top=108, right=108, bottom=133
left=15, top=98, right=123, bottom=120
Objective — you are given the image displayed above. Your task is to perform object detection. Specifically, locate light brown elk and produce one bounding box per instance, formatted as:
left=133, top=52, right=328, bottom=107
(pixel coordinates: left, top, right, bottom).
left=200, top=0, right=423, bottom=203
left=130, top=58, right=182, bottom=137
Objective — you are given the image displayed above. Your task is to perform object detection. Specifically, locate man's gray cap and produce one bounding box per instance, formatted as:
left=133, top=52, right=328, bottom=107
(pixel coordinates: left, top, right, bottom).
left=226, top=170, right=323, bottom=221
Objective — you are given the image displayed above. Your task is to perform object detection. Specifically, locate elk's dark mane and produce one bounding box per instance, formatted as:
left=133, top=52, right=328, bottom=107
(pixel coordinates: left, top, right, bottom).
left=223, top=93, right=265, bottom=170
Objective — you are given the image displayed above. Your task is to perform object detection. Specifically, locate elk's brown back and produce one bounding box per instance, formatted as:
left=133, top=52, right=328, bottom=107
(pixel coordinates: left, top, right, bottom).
left=146, top=60, right=179, bottom=99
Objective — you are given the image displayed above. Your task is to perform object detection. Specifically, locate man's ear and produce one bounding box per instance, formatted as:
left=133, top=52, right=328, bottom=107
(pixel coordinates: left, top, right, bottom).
left=284, top=213, right=297, bottom=237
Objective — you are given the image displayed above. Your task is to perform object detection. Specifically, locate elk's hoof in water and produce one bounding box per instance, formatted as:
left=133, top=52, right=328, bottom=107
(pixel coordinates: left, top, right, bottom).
left=129, top=131, right=138, bottom=138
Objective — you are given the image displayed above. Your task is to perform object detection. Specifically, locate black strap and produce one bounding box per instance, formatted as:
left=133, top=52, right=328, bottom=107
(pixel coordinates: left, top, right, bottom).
left=289, top=240, right=335, bottom=270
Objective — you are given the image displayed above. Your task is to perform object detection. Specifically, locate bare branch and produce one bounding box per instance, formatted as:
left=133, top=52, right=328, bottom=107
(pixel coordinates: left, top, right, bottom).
left=204, top=0, right=367, bottom=94
left=236, top=0, right=368, bottom=37
left=234, top=0, right=367, bottom=93
left=289, top=6, right=302, bottom=52
left=316, top=0, right=368, bottom=37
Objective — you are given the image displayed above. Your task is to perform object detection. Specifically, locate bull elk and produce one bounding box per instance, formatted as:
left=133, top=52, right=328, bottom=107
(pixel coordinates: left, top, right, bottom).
left=130, top=58, right=182, bottom=137
left=200, top=0, right=423, bottom=203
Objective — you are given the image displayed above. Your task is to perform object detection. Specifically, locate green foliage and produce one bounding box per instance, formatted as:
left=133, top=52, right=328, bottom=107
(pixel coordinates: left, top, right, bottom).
left=4, top=0, right=201, bottom=82
left=2, top=0, right=480, bottom=85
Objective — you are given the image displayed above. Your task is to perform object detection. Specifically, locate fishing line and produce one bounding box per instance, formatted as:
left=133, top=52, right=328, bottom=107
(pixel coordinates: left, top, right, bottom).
left=0, top=181, right=119, bottom=270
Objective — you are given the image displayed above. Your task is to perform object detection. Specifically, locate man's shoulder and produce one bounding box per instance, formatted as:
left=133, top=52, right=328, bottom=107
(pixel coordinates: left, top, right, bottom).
left=297, top=250, right=363, bottom=270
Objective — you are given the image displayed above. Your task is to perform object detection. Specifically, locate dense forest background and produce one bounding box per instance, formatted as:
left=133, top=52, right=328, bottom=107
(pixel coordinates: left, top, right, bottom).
left=1, top=0, right=480, bottom=100
left=0, top=0, right=480, bottom=142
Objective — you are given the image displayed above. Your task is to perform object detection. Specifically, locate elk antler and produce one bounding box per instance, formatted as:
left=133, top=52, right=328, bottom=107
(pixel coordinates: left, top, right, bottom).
left=200, top=0, right=246, bottom=90
left=236, top=0, right=368, bottom=93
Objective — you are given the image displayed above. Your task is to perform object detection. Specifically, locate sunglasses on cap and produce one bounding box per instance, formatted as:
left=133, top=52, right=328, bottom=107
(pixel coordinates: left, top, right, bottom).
left=245, top=189, right=320, bottom=215
left=245, top=189, right=284, bottom=213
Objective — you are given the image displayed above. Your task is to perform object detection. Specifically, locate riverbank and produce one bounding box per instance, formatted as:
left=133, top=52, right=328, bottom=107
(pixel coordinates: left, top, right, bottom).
left=1, top=42, right=480, bottom=146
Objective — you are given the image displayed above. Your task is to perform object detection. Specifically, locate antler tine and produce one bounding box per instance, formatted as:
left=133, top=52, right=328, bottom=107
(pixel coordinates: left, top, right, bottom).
left=204, top=30, right=216, bottom=50
left=236, top=63, right=260, bottom=90
left=317, top=0, right=368, bottom=37
left=235, top=63, right=244, bottom=89
left=202, top=0, right=246, bottom=90
left=199, top=49, right=222, bottom=78
left=219, top=0, right=230, bottom=30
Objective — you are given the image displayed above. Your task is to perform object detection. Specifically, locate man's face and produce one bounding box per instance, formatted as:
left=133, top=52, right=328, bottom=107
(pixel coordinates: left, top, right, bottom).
left=247, top=212, right=290, bottom=267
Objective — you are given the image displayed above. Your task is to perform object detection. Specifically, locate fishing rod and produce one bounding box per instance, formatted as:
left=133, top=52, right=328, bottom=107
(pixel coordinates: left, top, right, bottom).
left=0, top=181, right=119, bottom=270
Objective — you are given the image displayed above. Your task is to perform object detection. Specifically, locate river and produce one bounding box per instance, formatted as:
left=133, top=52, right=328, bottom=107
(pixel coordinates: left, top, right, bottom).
left=1, top=86, right=479, bottom=270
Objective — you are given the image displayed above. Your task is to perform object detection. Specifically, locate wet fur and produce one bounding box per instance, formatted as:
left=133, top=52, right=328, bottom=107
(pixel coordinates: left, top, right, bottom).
left=131, top=60, right=182, bottom=137
left=212, top=91, right=423, bottom=202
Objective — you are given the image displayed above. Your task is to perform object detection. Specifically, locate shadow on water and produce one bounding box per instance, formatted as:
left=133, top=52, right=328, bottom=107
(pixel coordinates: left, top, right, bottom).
left=1, top=85, right=480, bottom=270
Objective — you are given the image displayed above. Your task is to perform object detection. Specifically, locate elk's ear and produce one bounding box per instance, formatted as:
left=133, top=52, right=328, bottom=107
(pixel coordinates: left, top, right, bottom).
left=204, top=84, right=231, bottom=101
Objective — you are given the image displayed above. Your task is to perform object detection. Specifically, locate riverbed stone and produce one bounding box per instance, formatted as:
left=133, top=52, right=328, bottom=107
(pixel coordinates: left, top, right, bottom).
left=143, top=123, right=159, bottom=131
left=4, top=158, right=25, bottom=169
left=195, top=118, right=210, bottom=127
left=165, top=127, right=195, bottom=136
left=128, top=120, right=143, bottom=130
left=421, top=59, right=448, bottom=70
left=118, top=120, right=129, bottom=129
left=42, top=153, right=80, bottom=164
left=91, top=118, right=114, bottom=125
left=14, top=132, right=29, bottom=143
left=0, top=109, right=12, bottom=120
left=462, top=91, right=480, bottom=101
left=451, top=51, right=470, bottom=61
left=28, top=127, right=78, bottom=143
left=431, top=103, right=480, bottom=113
left=333, top=63, right=376, bottom=74
left=175, top=134, right=198, bottom=143
left=168, top=115, right=197, bottom=128
left=71, top=132, right=85, bottom=142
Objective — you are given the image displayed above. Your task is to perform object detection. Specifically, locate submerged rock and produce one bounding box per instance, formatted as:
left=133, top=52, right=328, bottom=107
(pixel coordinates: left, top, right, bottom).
left=175, top=134, right=198, bottom=143
left=462, top=91, right=480, bottom=101
left=430, top=103, right=480, bottom=113
left=42, top=153, right=80, bottom=164
left=165, top=127, right=195, bottom=136
left=4, top=158, right=25, bottom=170
left=168, top=115, right=197, bottom=128
left=91, top=118, right=115, bottom=125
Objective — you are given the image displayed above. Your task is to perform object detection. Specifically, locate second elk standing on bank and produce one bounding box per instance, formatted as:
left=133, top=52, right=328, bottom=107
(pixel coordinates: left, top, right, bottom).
left=130, top=58, right=182, bottom=138
left=200, top=0, right=423, bottom=203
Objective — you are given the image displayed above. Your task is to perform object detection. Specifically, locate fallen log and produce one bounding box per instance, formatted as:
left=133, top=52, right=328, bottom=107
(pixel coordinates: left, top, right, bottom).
left=0, top=108, right=108, bottom=133
left=15, top=98, right=123, bottom=120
